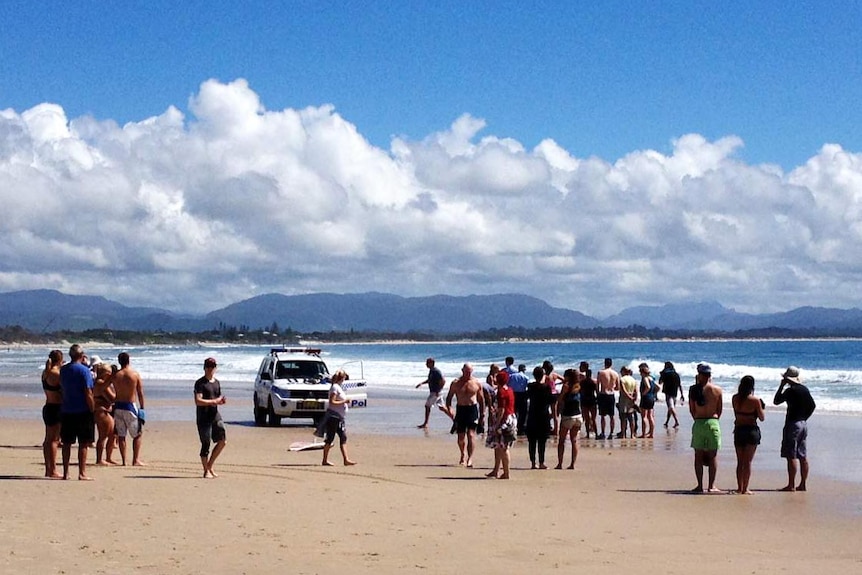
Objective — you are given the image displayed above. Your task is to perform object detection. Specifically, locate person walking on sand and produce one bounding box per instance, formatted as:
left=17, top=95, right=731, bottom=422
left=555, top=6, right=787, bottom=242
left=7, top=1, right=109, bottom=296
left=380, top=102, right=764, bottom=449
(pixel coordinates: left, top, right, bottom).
left=321, top=370, right=357, bottom=466
left=59, top=344, right=95, bottom=481
left=732, top=375, right=765, bottom=494
left=689, top=363, right=723, bottom=493
left=112, top=352, right=146, bottom=466
left=596, top=358, right=619, bottom=440
left=415, top=358, right=453, bottom=429
left=195, top=357, right=227, bottom=478
left=773, top=366, right=816, bottom=492
left=41, top=349, right=64, bottom=478
left=659, top=361, right=684, bottom=428
left=446, top=363, right=485, bottom=467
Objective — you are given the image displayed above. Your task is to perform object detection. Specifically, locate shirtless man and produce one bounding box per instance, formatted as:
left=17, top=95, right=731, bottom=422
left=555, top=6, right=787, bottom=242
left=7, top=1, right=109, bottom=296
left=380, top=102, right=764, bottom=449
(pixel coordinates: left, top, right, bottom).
left=689, top=363, right=723, bottom=493
left=595, top=358, right=620, bottom=440
left=446, top=363, right=485, bottom=467
left=112, top=352, right=146, bottom=466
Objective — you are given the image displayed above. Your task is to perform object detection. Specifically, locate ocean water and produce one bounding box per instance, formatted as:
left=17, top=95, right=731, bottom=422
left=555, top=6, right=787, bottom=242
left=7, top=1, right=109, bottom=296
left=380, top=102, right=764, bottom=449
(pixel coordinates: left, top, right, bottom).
left=4, top=340, right=862, bottom=484
left=3, top=339, right=861, bottom=412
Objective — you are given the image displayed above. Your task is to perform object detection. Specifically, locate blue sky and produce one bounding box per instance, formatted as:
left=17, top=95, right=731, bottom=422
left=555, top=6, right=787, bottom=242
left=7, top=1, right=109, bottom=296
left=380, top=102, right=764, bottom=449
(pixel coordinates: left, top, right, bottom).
left=1, top=2, right=861, bottom=316
left=4, top=2, right=859, bottom=168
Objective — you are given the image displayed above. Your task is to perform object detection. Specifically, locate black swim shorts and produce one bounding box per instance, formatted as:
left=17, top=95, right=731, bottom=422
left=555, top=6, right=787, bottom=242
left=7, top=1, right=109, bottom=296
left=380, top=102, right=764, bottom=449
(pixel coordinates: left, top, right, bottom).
left=454, top=404, right=480, bottom=434
left=60, top=411, right=95, bottom=446
left=597, top=394, right=615, bottom=417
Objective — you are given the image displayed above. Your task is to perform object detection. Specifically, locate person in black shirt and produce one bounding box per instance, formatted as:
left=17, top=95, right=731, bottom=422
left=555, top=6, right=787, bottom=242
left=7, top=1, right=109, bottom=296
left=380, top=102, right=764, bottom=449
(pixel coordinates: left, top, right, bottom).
left=194, top=357, right=227, bottom=478
left=773, top=366, right=816, bottom=492
left=659, top=361, right=684, bottom=428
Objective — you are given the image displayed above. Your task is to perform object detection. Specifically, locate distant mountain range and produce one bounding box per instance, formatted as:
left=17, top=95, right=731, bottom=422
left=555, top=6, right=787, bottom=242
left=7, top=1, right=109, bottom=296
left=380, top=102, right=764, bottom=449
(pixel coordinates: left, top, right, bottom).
left=1, top=289, right=861, bottom=336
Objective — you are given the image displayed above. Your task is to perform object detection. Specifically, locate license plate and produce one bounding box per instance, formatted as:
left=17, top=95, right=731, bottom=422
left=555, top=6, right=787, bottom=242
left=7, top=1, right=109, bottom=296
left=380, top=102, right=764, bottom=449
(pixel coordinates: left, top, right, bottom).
left=300, top=400, right=321, bottom=410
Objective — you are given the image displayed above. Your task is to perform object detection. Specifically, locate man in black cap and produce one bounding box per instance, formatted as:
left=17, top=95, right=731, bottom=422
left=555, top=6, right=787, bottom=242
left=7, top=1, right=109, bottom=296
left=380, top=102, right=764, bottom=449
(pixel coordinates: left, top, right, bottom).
left=689, top=363, right=723, bottom=493
left=773, top=366, right=816, bottom=492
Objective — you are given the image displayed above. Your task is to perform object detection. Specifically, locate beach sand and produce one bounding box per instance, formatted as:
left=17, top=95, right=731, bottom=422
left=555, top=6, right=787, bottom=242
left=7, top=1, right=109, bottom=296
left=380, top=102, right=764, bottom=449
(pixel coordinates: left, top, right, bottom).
left=2, top=395, right=861, bottom=574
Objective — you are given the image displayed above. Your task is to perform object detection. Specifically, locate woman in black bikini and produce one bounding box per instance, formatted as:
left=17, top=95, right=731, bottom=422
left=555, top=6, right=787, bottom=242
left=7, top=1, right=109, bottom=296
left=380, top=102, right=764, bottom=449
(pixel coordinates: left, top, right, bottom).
left=41, top=349, right=64, bottom=478
left=732, top=375, right=766, bottom=494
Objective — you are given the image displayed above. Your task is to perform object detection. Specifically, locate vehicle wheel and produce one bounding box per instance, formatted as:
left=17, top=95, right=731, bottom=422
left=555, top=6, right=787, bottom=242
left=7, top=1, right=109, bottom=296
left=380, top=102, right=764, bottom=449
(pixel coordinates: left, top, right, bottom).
left=267, top=398, right=282, bottom=427
left=253, top=394, right=267, bottom=426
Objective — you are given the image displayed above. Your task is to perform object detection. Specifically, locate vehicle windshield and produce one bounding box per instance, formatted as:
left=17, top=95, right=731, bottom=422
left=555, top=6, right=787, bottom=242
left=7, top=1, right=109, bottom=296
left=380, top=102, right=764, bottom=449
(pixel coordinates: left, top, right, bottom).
left=274, top=360, right=328, bottom=379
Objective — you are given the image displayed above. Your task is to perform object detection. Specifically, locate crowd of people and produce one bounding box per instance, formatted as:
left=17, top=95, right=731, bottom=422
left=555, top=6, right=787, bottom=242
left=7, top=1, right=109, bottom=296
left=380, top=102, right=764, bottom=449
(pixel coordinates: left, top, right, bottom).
left=39, top=344, right=147, bottom=480
left=38, top=346, right=817, bottom=491
left=416, top=356, right=817, bottom=493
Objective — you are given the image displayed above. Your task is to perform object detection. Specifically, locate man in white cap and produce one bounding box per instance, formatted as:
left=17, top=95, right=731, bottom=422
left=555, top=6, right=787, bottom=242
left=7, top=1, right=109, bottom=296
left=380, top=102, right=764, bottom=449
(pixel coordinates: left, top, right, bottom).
left=773, top=366, right=816, bottom=492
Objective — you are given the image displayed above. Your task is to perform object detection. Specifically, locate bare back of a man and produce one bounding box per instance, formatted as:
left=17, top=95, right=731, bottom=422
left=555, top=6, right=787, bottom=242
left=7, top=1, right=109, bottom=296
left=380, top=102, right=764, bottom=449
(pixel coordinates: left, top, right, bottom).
left=596, top=367, right=620, bottom=394
left=689, top=367, right=723, bottom=493
left=113, top=353, right=146, bottom=466
left=113, top=368, right=143, bottom=405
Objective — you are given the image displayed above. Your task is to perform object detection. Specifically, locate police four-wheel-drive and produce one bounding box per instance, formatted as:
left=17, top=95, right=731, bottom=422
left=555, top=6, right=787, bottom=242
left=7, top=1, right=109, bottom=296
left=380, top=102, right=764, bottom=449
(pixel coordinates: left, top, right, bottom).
left=252, top=347, right=368, bottom=426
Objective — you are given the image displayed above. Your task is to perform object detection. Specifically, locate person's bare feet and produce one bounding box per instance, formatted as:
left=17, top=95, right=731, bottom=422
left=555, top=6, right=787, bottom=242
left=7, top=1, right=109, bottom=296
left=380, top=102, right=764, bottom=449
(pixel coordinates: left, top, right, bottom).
left=707, top=487, right=723, bottom=493
left=539, top=463, right=548, bottom=470
left=797, top=484, right=807, bottom=492
left=691, top=486, right=704, bottom=493
left=106, top=459, right=119, bottom=465
left=132, top=460, right=147, bottom=467
left=497, top=474, right=509, bottom=480
left=554, top=463, right=562, bottom=470
left=466, top=459, right=473, bottom=468
left=567, top=464, right=575, bottom=470
left=485, top=471, right=497, bottom=478
left=417, top=424, right=428, bottom=429
left=779, top=485, right=796, bottom=492
left=78, top=475, right=94, bottom=481
left=322, top=461, right=335, bottom=466
left=344, top=460, right=357, bottom=466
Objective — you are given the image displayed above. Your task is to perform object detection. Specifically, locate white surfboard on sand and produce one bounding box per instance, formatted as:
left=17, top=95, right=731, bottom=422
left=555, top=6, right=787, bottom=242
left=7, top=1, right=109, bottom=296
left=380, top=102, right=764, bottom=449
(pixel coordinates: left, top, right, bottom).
left=289, top=440, right=325, bottom=452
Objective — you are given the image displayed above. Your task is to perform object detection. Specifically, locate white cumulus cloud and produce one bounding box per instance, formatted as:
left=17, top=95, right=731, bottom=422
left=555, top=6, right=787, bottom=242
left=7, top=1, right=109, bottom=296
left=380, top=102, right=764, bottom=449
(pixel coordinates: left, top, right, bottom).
left=2, top=79, right=861, bottom=316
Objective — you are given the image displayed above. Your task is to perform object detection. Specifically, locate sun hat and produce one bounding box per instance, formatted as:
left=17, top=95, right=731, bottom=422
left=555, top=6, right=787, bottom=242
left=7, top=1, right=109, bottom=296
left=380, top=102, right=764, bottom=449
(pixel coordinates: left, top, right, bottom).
left=781, top=366, right=801, bottom=384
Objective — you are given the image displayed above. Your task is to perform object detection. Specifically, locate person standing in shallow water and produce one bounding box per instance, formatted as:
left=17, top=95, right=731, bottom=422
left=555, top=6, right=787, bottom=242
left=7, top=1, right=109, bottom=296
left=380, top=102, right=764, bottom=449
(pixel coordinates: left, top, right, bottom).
left=195, top=357, right=227, bottom=478
left=732, top=375, right=765, bottom=494
left=659, top=361, right=684, bottom=428
left=773, top=366, right=816, bottom=492
left=689, top=363, right=723, bottom=493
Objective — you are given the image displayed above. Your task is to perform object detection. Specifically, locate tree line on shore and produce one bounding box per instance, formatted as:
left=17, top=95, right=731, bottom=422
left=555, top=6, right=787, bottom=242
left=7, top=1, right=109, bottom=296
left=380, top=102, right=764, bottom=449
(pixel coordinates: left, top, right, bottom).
left=1, top=322, right=858, bottom=346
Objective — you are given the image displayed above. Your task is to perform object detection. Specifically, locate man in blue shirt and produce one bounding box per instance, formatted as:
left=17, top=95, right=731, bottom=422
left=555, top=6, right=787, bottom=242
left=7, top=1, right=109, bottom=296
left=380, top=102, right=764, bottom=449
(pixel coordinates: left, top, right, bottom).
left=504, top=357, right=530, bottom=436
left=416, top=358, right=453, bottom=429
left=59, top=344, right=95, bottom=480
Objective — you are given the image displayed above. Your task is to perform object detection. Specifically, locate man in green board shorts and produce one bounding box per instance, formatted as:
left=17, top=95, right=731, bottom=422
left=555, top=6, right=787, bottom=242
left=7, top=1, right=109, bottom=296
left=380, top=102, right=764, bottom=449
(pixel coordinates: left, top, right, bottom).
left=689, top=363, right=723, bottom=493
